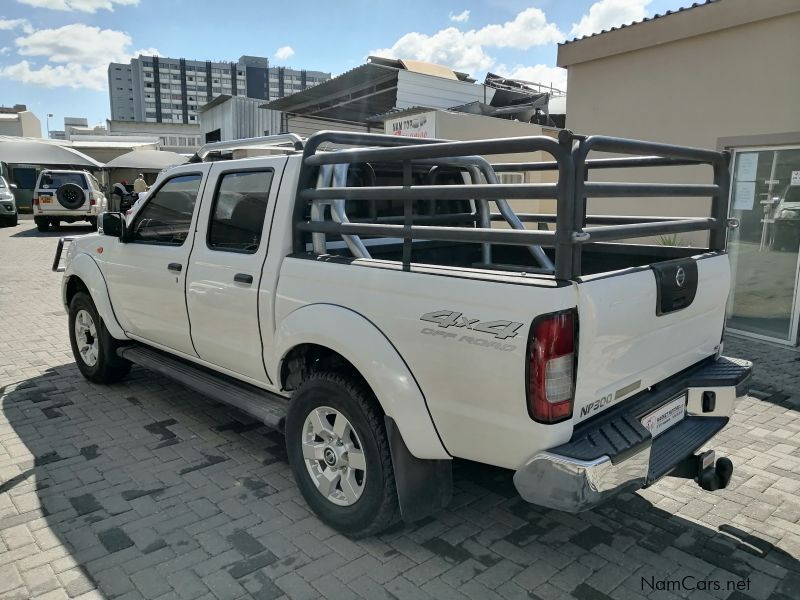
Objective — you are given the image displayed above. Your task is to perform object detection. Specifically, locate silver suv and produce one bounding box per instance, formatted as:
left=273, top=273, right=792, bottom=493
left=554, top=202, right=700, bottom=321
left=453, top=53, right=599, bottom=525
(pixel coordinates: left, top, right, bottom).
left=0, top=175, right=17, bottom=227
left=33, top=169, right=107, bottom=232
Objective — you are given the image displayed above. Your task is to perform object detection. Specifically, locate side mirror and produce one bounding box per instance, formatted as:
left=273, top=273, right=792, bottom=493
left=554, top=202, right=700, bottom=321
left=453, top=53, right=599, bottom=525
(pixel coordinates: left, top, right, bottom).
left=99, top=211, right=126, bottom=241
left=9, top=183, right=17, bottom=190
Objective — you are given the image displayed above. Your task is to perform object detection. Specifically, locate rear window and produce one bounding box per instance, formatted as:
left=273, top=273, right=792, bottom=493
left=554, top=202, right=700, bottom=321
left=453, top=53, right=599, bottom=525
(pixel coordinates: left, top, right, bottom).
left=39, top=172, right=86, bottom=189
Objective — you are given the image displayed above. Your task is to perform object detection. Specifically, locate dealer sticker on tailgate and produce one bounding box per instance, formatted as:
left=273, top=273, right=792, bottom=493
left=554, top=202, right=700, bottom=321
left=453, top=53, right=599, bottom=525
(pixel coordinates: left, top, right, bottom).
left=641, top=393, right=686, bottom=438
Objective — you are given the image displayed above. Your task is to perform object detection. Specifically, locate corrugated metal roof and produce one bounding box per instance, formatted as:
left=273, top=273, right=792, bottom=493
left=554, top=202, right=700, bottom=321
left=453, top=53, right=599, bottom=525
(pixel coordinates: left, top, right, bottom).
left=560, top=0, right=718, bottom=45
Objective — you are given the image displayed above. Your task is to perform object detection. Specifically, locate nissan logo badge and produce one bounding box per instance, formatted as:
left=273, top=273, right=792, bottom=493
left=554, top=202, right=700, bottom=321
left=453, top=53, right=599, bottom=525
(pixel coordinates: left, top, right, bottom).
left=675, top=266, right=686, bottom=288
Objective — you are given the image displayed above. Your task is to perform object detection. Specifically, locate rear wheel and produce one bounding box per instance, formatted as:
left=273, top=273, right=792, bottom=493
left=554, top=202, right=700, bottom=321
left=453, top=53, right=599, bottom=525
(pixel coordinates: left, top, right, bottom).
left=50, top=218, right=60, bottom=231
left=34, top=217, right=49, bottom=232
left=68, top=292, right=131, bottom=383
left=285, top=372, right=399, bottom=538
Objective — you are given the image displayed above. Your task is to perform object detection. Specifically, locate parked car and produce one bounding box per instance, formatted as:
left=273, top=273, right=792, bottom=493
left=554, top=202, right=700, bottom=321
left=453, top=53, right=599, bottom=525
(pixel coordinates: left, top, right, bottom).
left=0, top=175, right=18, bottom=227
left=771, top=184, right=800, bottom=251
left=53, top=131, right=751, bottom=537
left=33, top=169, right=107, bottom=232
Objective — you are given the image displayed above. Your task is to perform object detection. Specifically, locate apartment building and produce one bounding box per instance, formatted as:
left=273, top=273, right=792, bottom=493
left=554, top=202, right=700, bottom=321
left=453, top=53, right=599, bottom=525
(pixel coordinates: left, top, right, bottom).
left=108, top=55, right=330, bottom=125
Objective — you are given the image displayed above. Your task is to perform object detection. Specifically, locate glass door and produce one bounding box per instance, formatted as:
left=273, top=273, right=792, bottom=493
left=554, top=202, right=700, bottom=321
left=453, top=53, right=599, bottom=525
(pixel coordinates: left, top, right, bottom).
left=727, top=146, right=800, bottom=344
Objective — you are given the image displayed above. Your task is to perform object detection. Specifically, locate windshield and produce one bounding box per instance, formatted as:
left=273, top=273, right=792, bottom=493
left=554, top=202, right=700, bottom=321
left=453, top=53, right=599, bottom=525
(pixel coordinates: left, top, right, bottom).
left=0, top=177, right=6, bottom=188
left=40, top=172, right=86, bottom=189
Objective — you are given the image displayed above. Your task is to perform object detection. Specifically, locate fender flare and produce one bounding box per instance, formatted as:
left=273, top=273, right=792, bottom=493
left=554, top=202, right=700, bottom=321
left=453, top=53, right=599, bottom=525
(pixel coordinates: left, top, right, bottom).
left=63, top=253, right=127, bottom=340
left=272, top=303, right=450, bottom=461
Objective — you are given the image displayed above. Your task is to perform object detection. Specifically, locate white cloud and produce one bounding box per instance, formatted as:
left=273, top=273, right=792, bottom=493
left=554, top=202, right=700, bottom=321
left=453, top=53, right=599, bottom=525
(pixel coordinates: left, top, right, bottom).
left=274, top=45, right=294, bottom=60
left=0, top=47, right=10, bottom=55
left=470, top=8, right=564, bottom=49
left=371, top=7, right=563, bottom=76
left=0, top=23, right=158, bottom=90
left=0, top=17, right=33, bottom=33
left=496, top=63, right=567, bottom=92
left=570, top=0, right=652, bottom=39
left=449, top=10, right=469, bottom=23
left=371, top=28, right=494, bottom=74
left=16, top=0, right=139, bottom=12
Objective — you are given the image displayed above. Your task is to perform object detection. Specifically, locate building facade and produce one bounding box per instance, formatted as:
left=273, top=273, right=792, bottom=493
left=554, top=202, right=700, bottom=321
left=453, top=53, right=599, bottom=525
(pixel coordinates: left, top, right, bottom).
left=108, top=55, right=330, bottom=126
left=557, top=0, right=800, bottom=345
left=0, top=105, right=42, bottom=138
left=106, top=119, right=201, bottom=154
left=198, top=95, right=282, bottom=144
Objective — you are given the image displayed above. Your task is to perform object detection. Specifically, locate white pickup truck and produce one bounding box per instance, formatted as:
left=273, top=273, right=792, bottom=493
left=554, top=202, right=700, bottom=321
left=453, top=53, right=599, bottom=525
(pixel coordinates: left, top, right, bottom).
left=54, top=131, right=751, bottom=537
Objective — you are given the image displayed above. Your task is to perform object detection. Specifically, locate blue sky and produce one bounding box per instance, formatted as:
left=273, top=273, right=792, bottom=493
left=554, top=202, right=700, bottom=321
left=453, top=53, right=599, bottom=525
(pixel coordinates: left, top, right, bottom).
left=1, top=0, right=689, bottom=132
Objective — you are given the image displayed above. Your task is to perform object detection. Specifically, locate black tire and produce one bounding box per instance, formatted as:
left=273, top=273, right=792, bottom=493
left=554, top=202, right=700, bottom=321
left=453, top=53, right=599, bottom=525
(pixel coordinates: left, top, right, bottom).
left=285, top=372, right=399, bottom=538
left=9, top=214, right=17, bottom=227
left=34, top=217, right=49, bottom=232
left=56, top=183, right=85, bottom=210
left=50, top=218, right=60, bottom=231
left=87, top=216, right=97, bottom=230
left=68, top=292, right=131, bottom=384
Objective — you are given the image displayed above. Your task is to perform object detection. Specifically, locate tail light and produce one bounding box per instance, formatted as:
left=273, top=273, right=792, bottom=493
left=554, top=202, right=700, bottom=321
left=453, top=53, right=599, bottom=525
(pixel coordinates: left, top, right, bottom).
left=32, top=195, right=39, bottom=206
left=527, top=309, right=577, bottom=423
left=90, top=194, right=96, bottom=206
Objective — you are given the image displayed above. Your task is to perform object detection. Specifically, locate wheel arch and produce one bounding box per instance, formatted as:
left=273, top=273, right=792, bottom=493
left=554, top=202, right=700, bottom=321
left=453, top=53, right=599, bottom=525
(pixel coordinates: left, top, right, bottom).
left=63, top=254, right=127, bottom=340
left=273, top=303, right=450, bottom=461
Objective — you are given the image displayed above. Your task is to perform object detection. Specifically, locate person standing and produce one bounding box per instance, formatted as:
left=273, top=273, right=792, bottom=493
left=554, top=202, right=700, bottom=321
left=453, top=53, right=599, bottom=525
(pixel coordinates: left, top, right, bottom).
left=111, top=180, right=128, bottom=211
left=133, top=173, right=148, bottom=194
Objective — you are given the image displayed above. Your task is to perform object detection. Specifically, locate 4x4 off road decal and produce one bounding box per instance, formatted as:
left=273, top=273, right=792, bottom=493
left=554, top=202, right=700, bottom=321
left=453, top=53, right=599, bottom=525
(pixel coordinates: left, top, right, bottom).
left=419, top=310, right=522, bottom=352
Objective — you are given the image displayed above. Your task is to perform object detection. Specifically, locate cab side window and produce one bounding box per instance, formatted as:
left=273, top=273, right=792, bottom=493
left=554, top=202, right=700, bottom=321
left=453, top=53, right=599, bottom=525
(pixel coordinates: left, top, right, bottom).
left=207, top=170, right=273, bottom=253
left=131, top=174, right=202, bottom=246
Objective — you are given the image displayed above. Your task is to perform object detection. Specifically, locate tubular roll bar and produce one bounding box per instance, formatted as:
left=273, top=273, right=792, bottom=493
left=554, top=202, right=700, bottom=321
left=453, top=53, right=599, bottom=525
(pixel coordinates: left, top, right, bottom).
left=294, top=129, right=730, bottom=280
left=193, top=133, right=304, bottom=161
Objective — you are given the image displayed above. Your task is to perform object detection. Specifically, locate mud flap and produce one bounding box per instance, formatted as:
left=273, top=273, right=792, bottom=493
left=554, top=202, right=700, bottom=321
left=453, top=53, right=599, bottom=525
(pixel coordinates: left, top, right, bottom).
left=385, top=416, right=452, bottom=523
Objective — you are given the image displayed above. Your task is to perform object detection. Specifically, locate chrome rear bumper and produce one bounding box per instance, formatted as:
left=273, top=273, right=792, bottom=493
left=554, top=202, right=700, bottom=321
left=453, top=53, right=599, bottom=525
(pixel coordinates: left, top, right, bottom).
left=514, top=446, right=651, bottom=512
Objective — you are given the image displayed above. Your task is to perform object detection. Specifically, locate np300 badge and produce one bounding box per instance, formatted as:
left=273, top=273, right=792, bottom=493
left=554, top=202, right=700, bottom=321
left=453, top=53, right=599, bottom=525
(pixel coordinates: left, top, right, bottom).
left=420, top=310, right=523, bottom=339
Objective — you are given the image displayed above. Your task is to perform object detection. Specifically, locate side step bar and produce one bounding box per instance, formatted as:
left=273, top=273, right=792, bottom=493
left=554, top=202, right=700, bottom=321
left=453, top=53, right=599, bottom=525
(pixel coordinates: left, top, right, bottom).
left=118, top=345, right=288, bottom=429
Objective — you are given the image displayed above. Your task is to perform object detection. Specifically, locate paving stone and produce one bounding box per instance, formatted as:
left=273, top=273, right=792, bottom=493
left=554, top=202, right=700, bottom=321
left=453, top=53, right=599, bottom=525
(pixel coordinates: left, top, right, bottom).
left=2, top=221, right=800, bottom=600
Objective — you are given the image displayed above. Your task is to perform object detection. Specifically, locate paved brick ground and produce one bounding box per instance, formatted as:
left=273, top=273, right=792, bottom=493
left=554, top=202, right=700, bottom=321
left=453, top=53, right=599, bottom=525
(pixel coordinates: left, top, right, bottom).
left=1, top=216, right=800, bottom=600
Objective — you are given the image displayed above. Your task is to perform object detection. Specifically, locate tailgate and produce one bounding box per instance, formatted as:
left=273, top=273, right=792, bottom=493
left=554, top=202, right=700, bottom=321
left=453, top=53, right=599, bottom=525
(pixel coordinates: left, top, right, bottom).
left=573, top=253, right=729, bottom=422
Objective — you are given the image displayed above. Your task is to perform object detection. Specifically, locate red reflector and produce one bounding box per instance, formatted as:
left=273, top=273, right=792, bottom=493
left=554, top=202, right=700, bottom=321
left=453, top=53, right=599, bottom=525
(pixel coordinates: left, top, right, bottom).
left=90, top=197, right=96, bottom=206
left=527, top=309, right=576, bottom=423
left=32, top=196, right=39, bottom=205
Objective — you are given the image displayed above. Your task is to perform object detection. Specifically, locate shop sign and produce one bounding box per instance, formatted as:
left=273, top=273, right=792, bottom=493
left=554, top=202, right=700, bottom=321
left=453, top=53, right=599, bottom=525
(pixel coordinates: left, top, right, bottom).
left=386, top=112, right=437, bottom=138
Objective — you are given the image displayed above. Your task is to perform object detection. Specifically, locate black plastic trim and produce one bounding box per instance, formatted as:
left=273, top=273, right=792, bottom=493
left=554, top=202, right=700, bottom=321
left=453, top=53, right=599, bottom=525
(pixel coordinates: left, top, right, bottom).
left=554, top=355, right=751, bottom=464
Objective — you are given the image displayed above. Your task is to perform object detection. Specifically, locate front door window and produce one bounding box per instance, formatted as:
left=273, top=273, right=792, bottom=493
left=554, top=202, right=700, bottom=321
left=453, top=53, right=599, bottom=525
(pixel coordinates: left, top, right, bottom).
left=727, top=147, right=800, bottom=343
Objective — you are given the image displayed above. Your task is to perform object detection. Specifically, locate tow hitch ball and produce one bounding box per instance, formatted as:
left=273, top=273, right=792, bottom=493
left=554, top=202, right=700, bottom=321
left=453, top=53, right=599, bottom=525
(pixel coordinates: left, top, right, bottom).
left=672, top=450, right=733, bottom=491
left=696, top=450, right=733, bottom=491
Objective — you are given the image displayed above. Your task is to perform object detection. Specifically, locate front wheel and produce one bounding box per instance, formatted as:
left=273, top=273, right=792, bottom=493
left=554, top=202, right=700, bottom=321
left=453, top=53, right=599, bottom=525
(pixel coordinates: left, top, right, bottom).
left=68, top=292, right=131, bottom=383
left=34, top=217, right=49, bottom=232
left=285, top=372, right=399, bottom=538
left=87, top=216, right=97, bottom=230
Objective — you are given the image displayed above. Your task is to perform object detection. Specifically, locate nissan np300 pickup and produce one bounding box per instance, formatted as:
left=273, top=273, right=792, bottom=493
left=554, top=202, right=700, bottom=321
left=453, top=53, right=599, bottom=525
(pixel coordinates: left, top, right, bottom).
left=54, top=130, right=751, bottom=537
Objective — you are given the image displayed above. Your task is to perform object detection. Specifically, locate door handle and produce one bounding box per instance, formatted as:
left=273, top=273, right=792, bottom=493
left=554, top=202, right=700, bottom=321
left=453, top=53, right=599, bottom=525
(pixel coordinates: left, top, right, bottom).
left=168, top=262, right=182, bottom=272
left=234, top=273, right=253, bottom=284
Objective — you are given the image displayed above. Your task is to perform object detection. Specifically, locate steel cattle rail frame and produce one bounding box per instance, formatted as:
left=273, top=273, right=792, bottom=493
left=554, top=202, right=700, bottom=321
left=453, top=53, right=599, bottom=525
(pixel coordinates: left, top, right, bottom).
left=294, top=129, right=731, bottom=280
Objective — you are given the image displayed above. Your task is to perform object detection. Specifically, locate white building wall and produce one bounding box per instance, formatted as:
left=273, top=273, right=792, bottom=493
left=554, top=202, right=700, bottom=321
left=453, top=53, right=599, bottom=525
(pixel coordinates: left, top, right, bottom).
left=199, top=97, right=282, bottom=142
left=395, top=71, right=495, bottom=110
